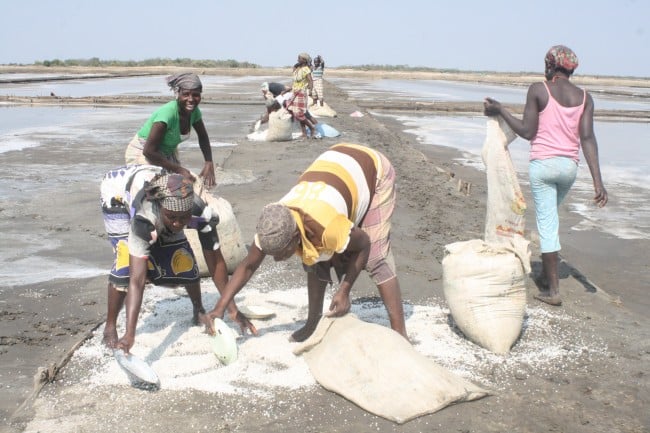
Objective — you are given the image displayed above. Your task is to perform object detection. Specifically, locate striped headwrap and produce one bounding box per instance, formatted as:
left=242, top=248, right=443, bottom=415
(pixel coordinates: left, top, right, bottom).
left=144, top=173, right=194, bottom=212
left=166, top=73, right=203, bottom=92
left=545, top=45, right=579, bottom=71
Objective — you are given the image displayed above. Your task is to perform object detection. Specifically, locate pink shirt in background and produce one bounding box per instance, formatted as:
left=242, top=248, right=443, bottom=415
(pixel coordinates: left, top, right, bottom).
left=530, top=82, right=586, bottom=163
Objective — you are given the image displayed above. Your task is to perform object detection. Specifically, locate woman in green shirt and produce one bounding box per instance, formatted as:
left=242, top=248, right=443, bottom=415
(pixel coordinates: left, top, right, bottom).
left=125, top=73, right=216, bottom=188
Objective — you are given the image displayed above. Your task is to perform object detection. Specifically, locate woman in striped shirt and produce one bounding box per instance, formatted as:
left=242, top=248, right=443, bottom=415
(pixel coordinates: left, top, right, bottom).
left=206, top=143, right=408, bottom=343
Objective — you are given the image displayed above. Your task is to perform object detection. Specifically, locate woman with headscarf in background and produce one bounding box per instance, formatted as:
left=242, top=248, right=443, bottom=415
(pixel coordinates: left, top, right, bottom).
left=484, top=45, right=608, bottom=307
left=311, top=55, right=325, bottom=107
left=125, top=72, right=217, bottom=188
left=285, top=53, right=318, bottom=139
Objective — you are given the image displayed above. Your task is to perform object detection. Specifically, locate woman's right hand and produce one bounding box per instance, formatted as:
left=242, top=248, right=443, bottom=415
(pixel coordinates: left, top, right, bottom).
left=203, top=310, right=220, bottom=336
left=116, top=333, right=135, bottom=354
left=483, top=97, right=502, bottom=116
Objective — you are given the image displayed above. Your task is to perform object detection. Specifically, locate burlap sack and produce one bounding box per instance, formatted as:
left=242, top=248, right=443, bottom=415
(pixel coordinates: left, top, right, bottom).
left=442, top=239, right=527, bottom=354
left=442, top=118, right=530, bottom=354
left=481, top=116, right=529, bottom=266
left=265, top=107, right=293, bottom=141
left=185, top=190, right=247, bottom=275
left=294, top=315, right=488, bottom=424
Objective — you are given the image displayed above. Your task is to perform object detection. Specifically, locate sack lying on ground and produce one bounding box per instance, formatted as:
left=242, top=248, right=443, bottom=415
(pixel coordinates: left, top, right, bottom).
left=185, top=191, right=247, bottom=275
left=293, top=315, right=488, bottom=424
left=443, top=239, right=527, bottom=355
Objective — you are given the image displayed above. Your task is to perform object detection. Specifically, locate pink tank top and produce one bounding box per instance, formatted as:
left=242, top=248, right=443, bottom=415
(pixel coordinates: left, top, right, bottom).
left=530, top=82, right=586, bottom=162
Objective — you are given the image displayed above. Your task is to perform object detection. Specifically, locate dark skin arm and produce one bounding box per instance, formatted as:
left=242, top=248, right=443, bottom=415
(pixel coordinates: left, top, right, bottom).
left=327, top=227, right=370, bottom=317
left=483, top=82, right=546, bottom=140
left=485, top=84, right=608, bottom=208
left=193, top=119, right=216, bottom=188
left=202, top=248, right=257, bottom=335
left=307, top=72, right=314, bottom=97
left=116, top=255, right=148, bottom=353
left=143, top=120, right=216, bottom=188
left=205, top=243, right=266, bottom=334
left=143, top=122, right=195, bottom=181
left=578, top=94, right=608, bottom=207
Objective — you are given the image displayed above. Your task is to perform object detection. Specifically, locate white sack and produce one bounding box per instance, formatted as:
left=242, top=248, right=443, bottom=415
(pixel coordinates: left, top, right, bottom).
left=185, top=191, right=247, bottom=275
left=481, top=116, right=530, bottom=269
left=293, top=315, right=488, bottom=424
left=442, top=118, right=530, bottom=354
left=442, top=239, right=527, bottom=354
left=265, top=107, right=293, bottom=141
left=247, top=108, right=293, bottom=142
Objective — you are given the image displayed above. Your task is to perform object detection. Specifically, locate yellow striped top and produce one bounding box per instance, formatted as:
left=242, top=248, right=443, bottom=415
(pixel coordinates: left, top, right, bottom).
left=280, top=143, right=381, bottom=265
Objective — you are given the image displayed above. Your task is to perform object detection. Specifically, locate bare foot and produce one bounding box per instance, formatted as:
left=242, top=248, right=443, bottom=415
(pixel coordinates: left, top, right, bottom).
left=103, top=326, right=118, bottom=349
left=534, top=291, right=562, bottom=306
left=290, top=318, right=321, bottom=342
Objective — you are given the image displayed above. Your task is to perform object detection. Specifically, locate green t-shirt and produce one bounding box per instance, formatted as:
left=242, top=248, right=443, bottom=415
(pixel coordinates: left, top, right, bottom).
left=137, top=100, right=203, bottom=156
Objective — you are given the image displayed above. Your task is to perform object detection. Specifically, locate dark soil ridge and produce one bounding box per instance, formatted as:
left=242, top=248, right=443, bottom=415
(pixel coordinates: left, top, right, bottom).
left=1, top=94, right=648, bottom=121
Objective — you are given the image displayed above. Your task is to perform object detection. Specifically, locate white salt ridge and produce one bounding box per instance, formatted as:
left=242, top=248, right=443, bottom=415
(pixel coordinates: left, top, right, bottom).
left=66, top=270, right=608, bottom=396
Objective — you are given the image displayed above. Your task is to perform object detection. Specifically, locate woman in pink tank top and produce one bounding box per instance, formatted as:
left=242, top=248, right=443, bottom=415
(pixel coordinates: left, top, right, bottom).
left=483, top=45, right=608, bottom=307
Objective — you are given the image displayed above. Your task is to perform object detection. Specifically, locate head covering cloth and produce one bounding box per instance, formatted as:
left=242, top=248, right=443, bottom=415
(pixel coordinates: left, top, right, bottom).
left=144, top=173, right=194, bottom=212
left=256, top=203, right=297, bottom=254
left=166, top=73, right=203, bottom=92
left=545, top=45, right=579, bottom=71
left=298, top=52, right=311, bottom=63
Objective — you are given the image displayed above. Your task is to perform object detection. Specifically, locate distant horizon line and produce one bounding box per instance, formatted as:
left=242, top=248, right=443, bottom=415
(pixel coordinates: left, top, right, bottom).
left=0, top=59, right=647, bottom=80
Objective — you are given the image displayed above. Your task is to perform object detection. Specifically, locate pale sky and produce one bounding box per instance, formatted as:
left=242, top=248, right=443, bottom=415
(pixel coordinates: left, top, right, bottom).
left=2, top=0, right=648, bottom=77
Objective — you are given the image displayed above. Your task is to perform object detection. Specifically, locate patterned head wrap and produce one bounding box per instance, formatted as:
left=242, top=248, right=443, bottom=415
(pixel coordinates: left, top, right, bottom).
left=545, top=45, right=579, bottom=71
left=166, top=73, right=203, bottom=92
left=144, top=173, right=194, bottom=212
left=256, top=203, right=297, bottom=254
left=298, top=52, right=311, bottom=63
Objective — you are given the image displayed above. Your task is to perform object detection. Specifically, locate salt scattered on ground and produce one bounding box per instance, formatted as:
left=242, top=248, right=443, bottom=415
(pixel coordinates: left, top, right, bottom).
left=62, top=266, right=609, bottom=397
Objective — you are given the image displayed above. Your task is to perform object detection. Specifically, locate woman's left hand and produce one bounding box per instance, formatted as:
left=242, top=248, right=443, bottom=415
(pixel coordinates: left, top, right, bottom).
left=200, top=162, right=216, bottom=188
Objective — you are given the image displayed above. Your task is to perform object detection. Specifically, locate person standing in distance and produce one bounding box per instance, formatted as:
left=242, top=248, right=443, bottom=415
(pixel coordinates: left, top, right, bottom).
left=484, top=45, right=607, bottom=306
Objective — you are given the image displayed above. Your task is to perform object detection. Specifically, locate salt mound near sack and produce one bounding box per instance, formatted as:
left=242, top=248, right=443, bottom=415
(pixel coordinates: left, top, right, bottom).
left=442, top=117, right=530, bottom=354
left=294, top=315, right=488, bottom=424
left=185, top=191, right=247, bottom=275
left=443, top=239, right=527, bottom=354
left=309, top=102, right=337, bottom=118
